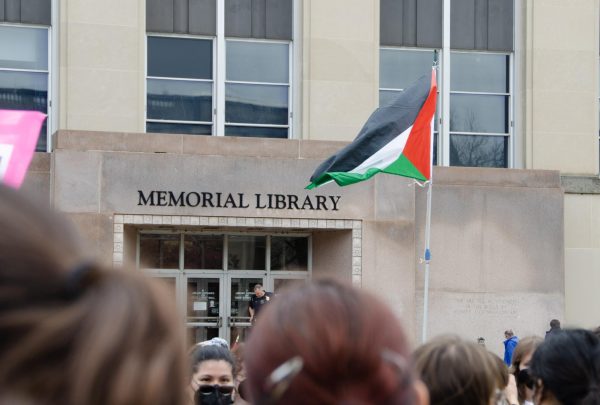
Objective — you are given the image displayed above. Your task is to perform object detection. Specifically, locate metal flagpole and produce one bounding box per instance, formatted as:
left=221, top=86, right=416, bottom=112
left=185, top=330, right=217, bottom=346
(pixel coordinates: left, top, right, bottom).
left=421, top=47, right=441, bottom=343
left=421, top=177, right=433, bottom=343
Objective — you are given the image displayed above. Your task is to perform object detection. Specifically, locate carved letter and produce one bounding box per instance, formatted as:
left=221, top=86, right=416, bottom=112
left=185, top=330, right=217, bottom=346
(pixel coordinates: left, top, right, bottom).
left=275, top=194, right=287, bottom=209
left=202, top=192, right=214, bottom=208
left=329, top=196, right=341, bottom=211
left=238, top=193, right=250, bottom=208
left=157, top=191, right=167, bottom=206
left=186, top=192, right=200, bottom=207
left=168, top=191, right=185, bottom=207
left=138, top=190, right=155, bottom=206
left=256, top=194, right=267, bottom=209
left=288, top=195, right=300, bottom=210
left=223, top=193, right=237, bottom=208
left=301, top=195, right=315, bottom=210
left=315, top=195, right=327, bottom=210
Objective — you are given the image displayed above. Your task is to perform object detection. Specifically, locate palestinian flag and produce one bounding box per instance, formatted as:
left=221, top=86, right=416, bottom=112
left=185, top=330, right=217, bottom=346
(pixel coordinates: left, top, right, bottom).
left=307, top=68, right=437, bottom=189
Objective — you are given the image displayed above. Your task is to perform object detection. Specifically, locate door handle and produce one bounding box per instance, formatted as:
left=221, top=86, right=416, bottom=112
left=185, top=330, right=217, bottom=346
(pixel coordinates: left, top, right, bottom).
left=217, top=316, right=223, bottom=328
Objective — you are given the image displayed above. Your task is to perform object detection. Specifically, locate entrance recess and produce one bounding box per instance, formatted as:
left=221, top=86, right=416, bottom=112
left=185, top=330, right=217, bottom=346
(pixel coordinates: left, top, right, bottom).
left=138, top=231, right=310, bottom=347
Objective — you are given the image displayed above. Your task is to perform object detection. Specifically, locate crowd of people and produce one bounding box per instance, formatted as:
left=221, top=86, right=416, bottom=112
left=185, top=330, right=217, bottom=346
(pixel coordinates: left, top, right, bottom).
left=1, top=184, right=599, bottom=404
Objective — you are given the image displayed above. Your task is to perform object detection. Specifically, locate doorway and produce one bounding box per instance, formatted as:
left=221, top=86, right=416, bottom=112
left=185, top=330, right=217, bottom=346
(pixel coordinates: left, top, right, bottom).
left=138, top=230, right=310, bottom=347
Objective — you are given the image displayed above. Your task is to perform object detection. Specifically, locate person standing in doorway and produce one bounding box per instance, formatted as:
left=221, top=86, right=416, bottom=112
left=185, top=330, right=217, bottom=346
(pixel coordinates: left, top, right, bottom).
left=503, top=329, right=519, bottom=366
left=249, top=284, right=274, bottom=324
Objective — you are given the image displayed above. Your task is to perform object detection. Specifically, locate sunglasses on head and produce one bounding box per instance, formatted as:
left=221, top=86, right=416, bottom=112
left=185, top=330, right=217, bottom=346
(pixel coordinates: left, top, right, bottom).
left=198, top=385, right=234, bottom=396
left=517, top=368, right=536, bottom=389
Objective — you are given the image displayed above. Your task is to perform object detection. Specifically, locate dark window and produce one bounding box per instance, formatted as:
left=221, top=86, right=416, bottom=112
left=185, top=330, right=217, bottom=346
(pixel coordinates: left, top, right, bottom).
left=139, top=234, right=180, bottom=269
left=146, top=36, right=214, bottom=135
left=225, top=40, right=289, bottom=138
left=0, top=25, right=49, bottom=151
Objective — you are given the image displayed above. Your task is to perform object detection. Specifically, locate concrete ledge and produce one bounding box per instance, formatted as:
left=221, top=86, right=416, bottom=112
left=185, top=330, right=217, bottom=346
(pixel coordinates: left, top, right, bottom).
left=52, top=130, right=562, bottom=190
left=434, top=166, right=561, bottom=189
left=561, top=175, right=600, bottom=194
left=29, top=153, right=52, bottom=172
left=183, top=135, right=300, bottom=158
left=54, top=130, right=345, bottom=159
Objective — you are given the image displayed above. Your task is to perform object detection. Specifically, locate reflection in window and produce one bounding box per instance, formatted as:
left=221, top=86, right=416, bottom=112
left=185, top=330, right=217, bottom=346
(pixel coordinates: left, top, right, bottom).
left=0, top=26, right=49, bottom=152
left=271, top=236, right=308, bottom=271
left=450, top=52, right=510, bottom=168
left=228, top=235, right=266, bottom=270
left=225, top=40, right=290, bottom=138
left=450, top=135, right=508, bottom=168
left=184, top=234, right=224, bottom=269
left=139, top=234, right=180, bottom=269
left=146, top=36, right=214, bottom=135
left=450, top=94, right=508, bottom=134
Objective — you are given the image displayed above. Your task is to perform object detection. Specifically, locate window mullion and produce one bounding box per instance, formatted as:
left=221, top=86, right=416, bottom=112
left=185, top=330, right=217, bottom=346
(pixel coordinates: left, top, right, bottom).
left=215, top=1, right=225, bottom=137
left=441, top=0, right=451, bottom=167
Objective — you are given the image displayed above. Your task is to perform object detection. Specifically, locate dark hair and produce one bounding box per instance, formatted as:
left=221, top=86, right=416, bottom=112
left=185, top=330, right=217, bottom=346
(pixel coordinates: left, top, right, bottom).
left=550, top=319, right=561, bottom=329
left=413, top=335, right=497, bottom=405
left=190, top=345, right=236, bottom=377
left=245, top=278, right=416, bottom=405
left=530, top=329, right=600, bottom=405
left=0, top=185, right=187, bottom=405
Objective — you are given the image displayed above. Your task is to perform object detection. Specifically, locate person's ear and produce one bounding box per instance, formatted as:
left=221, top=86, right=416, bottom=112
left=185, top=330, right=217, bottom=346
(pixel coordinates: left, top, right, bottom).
left=413, top=379, right=430, bottom=405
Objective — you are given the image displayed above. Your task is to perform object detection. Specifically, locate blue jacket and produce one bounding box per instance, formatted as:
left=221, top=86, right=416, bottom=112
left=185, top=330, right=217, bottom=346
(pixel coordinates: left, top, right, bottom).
left=503, top=336, right=519, bottom=366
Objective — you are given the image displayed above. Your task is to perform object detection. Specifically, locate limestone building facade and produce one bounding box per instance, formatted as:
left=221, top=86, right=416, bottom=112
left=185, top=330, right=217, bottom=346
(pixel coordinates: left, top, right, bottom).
left=2, top=0, right=598, bottom=348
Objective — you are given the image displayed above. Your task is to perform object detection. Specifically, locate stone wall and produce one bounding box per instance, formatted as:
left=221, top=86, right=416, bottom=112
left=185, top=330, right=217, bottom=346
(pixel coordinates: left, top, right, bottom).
left=48, top=130, right=564, bottom=348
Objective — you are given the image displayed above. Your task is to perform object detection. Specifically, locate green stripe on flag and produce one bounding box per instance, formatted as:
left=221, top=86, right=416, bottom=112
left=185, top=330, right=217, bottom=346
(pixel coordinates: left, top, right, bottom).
left=306, top=154, right=427, bottom=189
left=381, top=154, right=427, bottom=181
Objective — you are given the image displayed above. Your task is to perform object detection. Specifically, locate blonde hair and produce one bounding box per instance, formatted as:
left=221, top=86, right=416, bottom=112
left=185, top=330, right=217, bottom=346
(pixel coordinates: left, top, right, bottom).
left=0, top=186, right=186, bottom=405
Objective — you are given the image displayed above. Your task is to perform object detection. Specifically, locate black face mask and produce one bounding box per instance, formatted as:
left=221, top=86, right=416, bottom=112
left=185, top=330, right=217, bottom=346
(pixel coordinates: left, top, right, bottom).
left=195, top=385, right=234, bottom=405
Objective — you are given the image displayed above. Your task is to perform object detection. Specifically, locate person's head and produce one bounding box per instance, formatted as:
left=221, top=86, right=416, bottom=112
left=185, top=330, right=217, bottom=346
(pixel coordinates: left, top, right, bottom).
left=477, top=337, right=486, bottom=346
left=510, top=336, right=544, bottom=403
left=413, top=335, right=497, bottom=405
left=198, top=337, right=229, bottom=350
left=593, top=326, right=600, bottom=340
left=505, top=329, right=514, bottom=339
left=549, top=319, right=561, bottom=329
left=245, top=278, right=426, bottom=405
left=253, top=284, right=265, bottom=298
left=530, top=329, right=600, bottom=405
left=0, top=185, right=186, bottom=405
left=189, top=345, right=236, bottom=405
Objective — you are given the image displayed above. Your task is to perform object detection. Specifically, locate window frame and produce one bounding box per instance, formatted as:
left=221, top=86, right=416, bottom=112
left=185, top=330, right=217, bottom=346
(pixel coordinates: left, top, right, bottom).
left=144, top=7, right=295, bottom=139
left=0, top=23, right=52, bottom=152
left=145, top=33, right=217, bottom=135
left=223, top=37, right=293, bottom=139
left=448, top=50, right=513, bottom=168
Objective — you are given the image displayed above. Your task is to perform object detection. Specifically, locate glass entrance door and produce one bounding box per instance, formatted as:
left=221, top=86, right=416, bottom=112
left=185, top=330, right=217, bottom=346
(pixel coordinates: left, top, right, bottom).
left=183, top=274, right=265, bottom=347
left=228, top=276, right=264, bottom=347
left=185, top=275, right=223, bottom=345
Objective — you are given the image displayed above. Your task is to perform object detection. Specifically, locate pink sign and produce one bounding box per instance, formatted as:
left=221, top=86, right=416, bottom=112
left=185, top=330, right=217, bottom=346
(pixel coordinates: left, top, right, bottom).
left=0, top=110, right=47, bottom=189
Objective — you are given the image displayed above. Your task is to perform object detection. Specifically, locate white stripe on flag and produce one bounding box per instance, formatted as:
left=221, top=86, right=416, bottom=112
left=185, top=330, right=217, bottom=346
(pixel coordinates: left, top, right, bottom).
left=349, top=125, right=412, bottom=175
